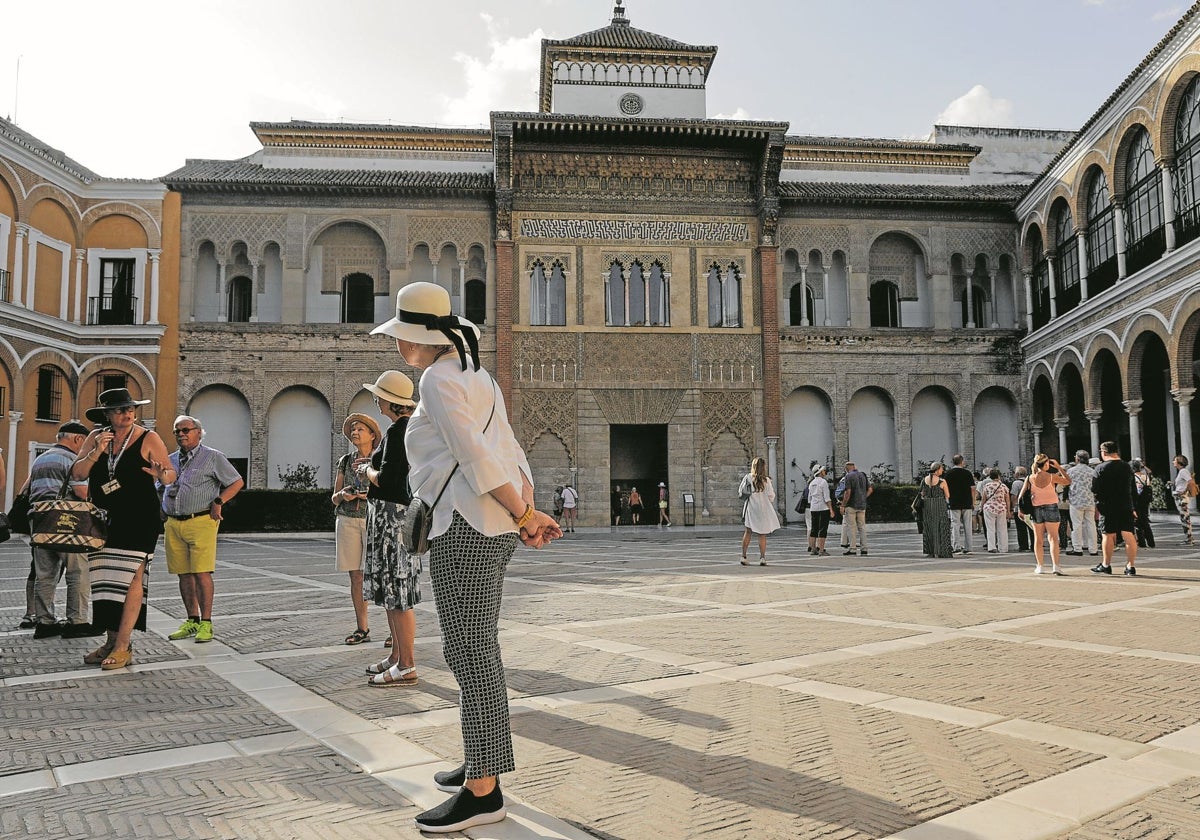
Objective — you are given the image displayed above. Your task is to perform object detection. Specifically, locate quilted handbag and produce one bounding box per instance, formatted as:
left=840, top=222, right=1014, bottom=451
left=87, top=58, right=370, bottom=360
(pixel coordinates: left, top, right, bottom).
left=30, top=478, right=108, bottom=553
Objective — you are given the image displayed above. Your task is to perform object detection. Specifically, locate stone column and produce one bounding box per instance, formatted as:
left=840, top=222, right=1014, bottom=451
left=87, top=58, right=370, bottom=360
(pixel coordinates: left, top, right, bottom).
left=930, top=272, right=952, bottom=329
left=758, top=245, right=782, bottom=440
left=1032, top=425, right=1043, bottom=457
left=798, top=265, right=808, bottom=326
left=1123, top=399, right=1143, bottom=460
left=457, top=259, right=468, bottom=315
left=1114, top=202, right=1128, bottom=279
left=1173, top=388, right=1196, bottom=469
left=250, top=263, right=261, bottom=322
left=1076, top=230, right=1090, bottom=302
left=965, top=278, right=975, bottom=328
left=1054, top=417, right=1069, bottom=463
left=23, top=228, right=37, bottom=306
left=148, top=249, right=162, bottom=325
left=4, top=410, right=21, bottom=508
left=822, top=265, right=831, bottom=326
left=12, top=224, right=27, bottom=306
left=1022, top=270, right=1034, bottom=331
left=1046, top=258, right=1058, bottom=319
left=987, top=268, right=998, bottom=327
left=1161, top=163, right=1178, bottom=252
left=74, top=250, right=85, bottom=323
left=216, top=261, right=227, bottom=322
left=1085, top=409, right=1103, bottom=458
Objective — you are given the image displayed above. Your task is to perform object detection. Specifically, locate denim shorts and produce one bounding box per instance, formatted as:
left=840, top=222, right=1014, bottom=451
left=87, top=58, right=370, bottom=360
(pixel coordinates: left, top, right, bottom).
left=1032, top=504, right=1060, bottom=524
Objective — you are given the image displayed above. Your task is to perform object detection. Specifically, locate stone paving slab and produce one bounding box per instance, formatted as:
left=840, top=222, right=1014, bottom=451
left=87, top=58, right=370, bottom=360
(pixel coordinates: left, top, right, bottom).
left=799, top=637, right=1200, bottom=743
left=1030, top=607, right=1200, bottom=657
left=933, top=574, right=1190, bottom=604
left=779, top=591, right=1074, bottom=627
left=152, top=589, right=349, bottom=620
left=632, top=578, right=860, bottom=605
left=407, top=682, right=1098, bottom=840
left=0, top=746, right=416, bottom=839
left=0, top=667, right=292, bottom=776
left=0, top=630, right=187, bottom=680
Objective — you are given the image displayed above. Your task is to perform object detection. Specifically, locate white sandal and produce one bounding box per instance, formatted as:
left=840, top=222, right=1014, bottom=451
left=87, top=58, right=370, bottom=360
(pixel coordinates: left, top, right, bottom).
left=365, top=657, right=394, bottom=675
left=367, top=664, right=417, bottom=687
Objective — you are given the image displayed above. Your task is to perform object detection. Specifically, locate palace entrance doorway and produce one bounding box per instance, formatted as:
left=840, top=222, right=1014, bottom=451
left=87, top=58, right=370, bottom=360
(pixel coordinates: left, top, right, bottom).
left=610, top=424, right=668, bottom=526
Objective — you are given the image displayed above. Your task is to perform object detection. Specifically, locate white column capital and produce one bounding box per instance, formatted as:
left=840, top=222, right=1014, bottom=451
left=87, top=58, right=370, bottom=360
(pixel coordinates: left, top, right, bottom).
left=1122, top=399, right=1143, bottom=416
left=1083, top=409, right=1103, bottom=422
left=1172, top=387, right=1197, bottom=406
left=74, top=249, right=86, bottom=263
left=147, top=249, right=161, bottom=263
left=1052, top=417, right=1070, bottom=430
left=8, top=410, right=24, bottom=423
left=14, top=223, right=29, bottom=237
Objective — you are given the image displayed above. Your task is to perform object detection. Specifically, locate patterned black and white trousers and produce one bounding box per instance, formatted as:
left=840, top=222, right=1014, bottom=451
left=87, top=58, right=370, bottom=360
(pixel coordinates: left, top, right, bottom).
left=429, top=511, right=519, bottom=780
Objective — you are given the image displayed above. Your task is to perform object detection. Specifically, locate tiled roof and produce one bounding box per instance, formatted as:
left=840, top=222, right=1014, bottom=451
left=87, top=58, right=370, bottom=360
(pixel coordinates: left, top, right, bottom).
left=545, top=10, right=714, bottom=53
left=786, top=134, right=981, bottom=154
left=249, top=120, right=491, bottom=138
left=0, top=116, right=101, bottom=181
left=781, top=182, right=1025, bottom=205
left=161, top=158, right=493, bottom=194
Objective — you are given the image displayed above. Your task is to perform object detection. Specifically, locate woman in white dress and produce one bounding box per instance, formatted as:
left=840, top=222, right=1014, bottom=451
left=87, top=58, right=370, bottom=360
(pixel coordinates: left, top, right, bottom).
left=739, top=456, right=781, bottom=566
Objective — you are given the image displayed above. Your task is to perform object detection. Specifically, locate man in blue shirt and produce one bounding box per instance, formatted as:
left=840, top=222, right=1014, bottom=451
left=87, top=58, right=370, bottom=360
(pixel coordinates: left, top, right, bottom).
left=160, top=415, right=244, bottom=643
left=25, top=421, right=95, bottom=638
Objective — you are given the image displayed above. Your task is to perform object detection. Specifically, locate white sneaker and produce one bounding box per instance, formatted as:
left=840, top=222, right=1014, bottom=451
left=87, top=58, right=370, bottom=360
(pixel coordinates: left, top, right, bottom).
left=1034, top=566, right=1044, bottom=574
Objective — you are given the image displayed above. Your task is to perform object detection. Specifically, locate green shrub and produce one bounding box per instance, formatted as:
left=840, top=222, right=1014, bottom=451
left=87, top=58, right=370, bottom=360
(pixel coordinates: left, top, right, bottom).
left=219, top=490, right=335, bottom=533
left=861, top=484, right=921, bottom=523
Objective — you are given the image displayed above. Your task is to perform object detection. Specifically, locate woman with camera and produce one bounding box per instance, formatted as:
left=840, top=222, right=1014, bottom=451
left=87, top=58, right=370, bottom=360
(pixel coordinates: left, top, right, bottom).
left=332, top=413, right=381, bottom=647
left=1022, top=453, right=1071, bottom=575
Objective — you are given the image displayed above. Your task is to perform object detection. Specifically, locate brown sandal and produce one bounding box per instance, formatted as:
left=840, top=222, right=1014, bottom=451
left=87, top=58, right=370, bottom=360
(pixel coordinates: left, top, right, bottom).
left=84, top=642, right=115, bottom=666
left=100, top=646, right=134, bottom=671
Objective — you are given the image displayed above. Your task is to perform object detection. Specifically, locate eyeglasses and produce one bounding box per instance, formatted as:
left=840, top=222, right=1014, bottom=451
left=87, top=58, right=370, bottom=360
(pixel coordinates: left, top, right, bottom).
left=108, top=407, right=137, bottom=415
left=173, top=427, right=198, bottom=435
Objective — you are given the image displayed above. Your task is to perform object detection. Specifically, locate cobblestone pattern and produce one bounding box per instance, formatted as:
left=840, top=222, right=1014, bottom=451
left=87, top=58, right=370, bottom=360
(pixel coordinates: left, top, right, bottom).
left=0, top=747, right=416, bottom=840
left=585, top=611, right=921, bottom=664
left=503, top=590, right=714, bottom=625
left=800, top=637, right=1200, bottom=742
left=152, top=590, right=349, bottom=620
left=0, top=669, right=291, bottom=775
left=408, top=682, right=1097, bottom=840
left=1026, top=607, right=1200, bottom=656
left=782, top=591, right=1070, bottom=627
left=939, top=575, right=1189, bottom=604
left=635, top=579, right=859, bottom=605
left=214, top=605, right=438, bottom=653
left=0, top=631, right=187, bottom=680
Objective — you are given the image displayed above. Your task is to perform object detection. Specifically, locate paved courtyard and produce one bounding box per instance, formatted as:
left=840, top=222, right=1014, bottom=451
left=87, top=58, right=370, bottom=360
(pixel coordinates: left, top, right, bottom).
left=3, top=518, right=1200, bottom=839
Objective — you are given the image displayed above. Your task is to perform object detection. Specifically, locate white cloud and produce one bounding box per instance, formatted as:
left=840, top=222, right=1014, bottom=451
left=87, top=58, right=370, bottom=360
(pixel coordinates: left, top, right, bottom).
left=1152, top=6, right=1184, bottom=22
left=440, top=15, right=545, bottom=126
left=935, top=85, right=1015, bottom=128
left=713, top=107, right=751, bottom=121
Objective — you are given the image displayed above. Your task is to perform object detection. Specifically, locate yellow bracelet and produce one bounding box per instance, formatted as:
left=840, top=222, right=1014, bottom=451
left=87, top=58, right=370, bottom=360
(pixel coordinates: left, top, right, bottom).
left=514, top=504, right=534, bottom=530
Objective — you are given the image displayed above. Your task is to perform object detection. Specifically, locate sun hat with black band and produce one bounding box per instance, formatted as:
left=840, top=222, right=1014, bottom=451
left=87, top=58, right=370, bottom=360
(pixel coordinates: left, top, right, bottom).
left=362, top=370, right=416, bottom=408
left=370, top=282, right=482, bottom=371
left=85, top=388, right=151, bottom=425
left=341, top=412, right=382, bottom=442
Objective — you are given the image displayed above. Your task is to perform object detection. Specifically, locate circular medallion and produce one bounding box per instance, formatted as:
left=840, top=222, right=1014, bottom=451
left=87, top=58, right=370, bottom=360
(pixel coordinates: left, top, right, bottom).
left=619, top=93, right=644, bottom=116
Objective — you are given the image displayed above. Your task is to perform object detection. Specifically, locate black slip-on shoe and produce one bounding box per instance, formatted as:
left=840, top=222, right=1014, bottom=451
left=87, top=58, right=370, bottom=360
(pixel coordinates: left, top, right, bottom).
left=18, top=616, right=37, bottom=629
left=60, top=622, right=100, bottom=639
left=1124, top=566, right=1137, bottom=576
left=1091, top=563, right=1112, bottom=574
left=433, top=762, right=467, bottom=793
left=33, top=622, right=64, bottom=639
left=415, top=785, right=505, bottom=833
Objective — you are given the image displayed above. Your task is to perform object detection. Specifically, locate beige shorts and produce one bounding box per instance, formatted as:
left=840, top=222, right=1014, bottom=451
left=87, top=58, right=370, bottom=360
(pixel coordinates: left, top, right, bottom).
left=335, top=515, right=367, bottom=572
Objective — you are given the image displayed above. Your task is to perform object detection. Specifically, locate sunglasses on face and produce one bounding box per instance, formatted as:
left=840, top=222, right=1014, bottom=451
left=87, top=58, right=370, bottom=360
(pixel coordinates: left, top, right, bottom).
left=174, top=427, right=198, bottom=435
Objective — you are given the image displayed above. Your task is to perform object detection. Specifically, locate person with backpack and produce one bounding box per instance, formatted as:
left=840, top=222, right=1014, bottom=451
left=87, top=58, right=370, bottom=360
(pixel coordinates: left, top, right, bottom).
left=561, top=482, right=579, bottom=533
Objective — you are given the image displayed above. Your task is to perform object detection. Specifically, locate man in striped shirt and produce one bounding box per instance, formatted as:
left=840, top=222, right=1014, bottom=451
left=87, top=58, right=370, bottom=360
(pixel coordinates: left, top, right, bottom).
left=160, top=415, right=244, bottom=643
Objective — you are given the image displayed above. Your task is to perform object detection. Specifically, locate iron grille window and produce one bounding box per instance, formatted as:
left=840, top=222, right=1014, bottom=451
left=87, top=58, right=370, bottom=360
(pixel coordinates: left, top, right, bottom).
left=93, top=258, right=136, bottom=325
left=464, top=279, right=486, bottom=326
left=36, top=366, right=63, bottom=421
left=1032, top=256, right=1051, bottom=330
left=1175, top=76, right=1200, bottom=246
left=869, top=281, right=899, bottom=327
left=0, top=268, right=9, bottom=303
left=0, top=385, right=6, bottom=417
left=101, top=372, right=127, bottom=393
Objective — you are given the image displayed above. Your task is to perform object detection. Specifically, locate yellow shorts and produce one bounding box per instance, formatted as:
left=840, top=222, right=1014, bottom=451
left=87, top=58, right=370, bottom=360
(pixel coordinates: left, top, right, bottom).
left=164, top=515, right=220, bottom=574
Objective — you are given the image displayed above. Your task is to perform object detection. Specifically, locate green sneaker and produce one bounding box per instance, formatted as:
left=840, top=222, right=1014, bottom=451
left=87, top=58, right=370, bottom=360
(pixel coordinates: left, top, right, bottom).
left=168, top=618, right=200, bottom=641
left=195, top=620, right=213, bottom=643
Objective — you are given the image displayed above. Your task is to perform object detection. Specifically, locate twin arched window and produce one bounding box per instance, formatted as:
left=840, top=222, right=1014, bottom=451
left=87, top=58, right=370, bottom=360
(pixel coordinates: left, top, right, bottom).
left=706, top=263, right=740, bottom=327
left=530, top=261, right=566, bottom=326
left=609, top=260, right=670, bottom=326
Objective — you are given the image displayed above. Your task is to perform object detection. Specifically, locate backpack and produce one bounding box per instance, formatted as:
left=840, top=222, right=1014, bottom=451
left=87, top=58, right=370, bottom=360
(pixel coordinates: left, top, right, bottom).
left=794, top=485, right=809, bottom=514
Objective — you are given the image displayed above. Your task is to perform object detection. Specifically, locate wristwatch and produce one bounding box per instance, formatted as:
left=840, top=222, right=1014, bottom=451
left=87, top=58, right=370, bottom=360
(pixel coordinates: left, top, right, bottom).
left=212, top=498, right=223, bottom=506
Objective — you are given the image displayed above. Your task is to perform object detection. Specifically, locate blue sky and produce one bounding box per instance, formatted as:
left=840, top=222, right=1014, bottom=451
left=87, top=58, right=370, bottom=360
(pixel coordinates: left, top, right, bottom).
left=1, top=0, right=1186, bottom=178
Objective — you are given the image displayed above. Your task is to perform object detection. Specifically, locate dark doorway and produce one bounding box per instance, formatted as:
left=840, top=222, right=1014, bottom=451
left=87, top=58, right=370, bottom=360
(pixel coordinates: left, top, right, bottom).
left=610, top=424, right=668, bottom=525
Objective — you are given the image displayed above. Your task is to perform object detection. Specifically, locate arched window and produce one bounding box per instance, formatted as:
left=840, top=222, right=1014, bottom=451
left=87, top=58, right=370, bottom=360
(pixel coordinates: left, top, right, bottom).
left=707, top=263, right=741, bottom=327
left=228, top=276, right=252, bottom=323
left=788, top=282, right=814, bottom=326
left=605, top=261, right=626, bottom=326
left=464, top=279, right=486, bottom=326
left=36, top=365, right=64, bottom=421
left=1054, top=206, right=1080, bottom=314
left=530, top=261, right=566, bottom=326
left=1124, top=127, right=1165, bottom=273
left=869, top=281, right=899, bottom=327
left=341, top=273, right=374, bottom=323
left=1029, top=228, right=1050, bottom=330
left=647, top=262, right=669, bottom=326
left=1085, top=169, right=1118, bottom=293
left=628, top=262, right=646, bottom=325
left=960, top=285, right=987, bottom=328
left=1175, top=75, right=1200, bottom=246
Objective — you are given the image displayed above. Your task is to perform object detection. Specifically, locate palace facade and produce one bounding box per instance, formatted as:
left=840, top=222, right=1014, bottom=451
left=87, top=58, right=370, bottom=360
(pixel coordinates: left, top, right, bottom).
left=3, top=3, right=1198, bottom=525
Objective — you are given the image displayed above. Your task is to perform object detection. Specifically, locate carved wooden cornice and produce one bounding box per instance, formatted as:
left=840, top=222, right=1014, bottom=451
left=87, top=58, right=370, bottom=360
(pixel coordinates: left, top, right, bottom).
left=250, top=122, right=493, bottom=155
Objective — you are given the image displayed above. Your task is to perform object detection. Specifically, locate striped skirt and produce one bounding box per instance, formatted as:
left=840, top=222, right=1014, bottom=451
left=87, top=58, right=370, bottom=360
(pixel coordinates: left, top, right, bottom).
left=88, top=547, right=152, bottom=633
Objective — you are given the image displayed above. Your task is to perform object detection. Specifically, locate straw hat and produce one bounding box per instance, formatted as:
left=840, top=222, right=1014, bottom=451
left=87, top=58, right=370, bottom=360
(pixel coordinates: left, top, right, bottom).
left=85, top=388, right=151, bottom=425
left=362, top=370, right=416, bottom=408
left=371, top=282, right=482, bottom=369
left=342, top=413, right=382, bottom=442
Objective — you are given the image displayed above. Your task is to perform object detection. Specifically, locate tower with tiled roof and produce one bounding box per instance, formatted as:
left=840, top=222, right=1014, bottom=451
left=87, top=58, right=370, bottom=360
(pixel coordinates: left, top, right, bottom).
left=539, top=3, right=717, bottom=119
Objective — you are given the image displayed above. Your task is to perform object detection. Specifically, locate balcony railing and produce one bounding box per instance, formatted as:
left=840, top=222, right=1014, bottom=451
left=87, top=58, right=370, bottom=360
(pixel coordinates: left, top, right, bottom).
left=87, top=295, right=138, bottom=326
left=1124, top=227, right=1166, bottom=276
